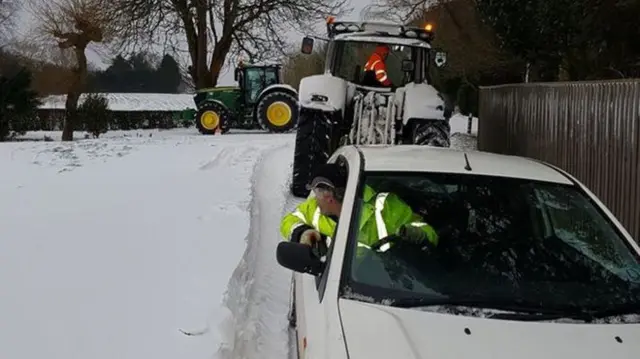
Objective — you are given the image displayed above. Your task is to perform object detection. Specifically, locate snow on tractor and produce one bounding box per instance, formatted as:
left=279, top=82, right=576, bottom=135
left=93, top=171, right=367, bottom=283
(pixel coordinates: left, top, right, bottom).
left=194, top=62, right=299, bottom=134
left=290, top=17, right=452, bottom=197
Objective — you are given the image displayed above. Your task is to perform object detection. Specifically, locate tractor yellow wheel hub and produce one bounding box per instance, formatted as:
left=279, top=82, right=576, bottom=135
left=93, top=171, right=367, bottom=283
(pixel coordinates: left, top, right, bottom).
left=266, top=102, right=292, bottom=127
left=200, top=110, right=220, bottom=130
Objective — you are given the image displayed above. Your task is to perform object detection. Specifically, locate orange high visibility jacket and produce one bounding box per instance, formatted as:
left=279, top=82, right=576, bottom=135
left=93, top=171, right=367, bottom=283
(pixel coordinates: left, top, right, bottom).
left=364, top=52, right=392, bottom=86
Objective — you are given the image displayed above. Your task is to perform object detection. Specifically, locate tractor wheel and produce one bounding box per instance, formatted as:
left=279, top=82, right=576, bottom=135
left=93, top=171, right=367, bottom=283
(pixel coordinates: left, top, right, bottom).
left=290, top=109, right=334, bottom=198
left=256, top=91, right=299, bottom=133
left=196, top=102, right=229, bottom=135
left=411, top=120, right=451, bottom=147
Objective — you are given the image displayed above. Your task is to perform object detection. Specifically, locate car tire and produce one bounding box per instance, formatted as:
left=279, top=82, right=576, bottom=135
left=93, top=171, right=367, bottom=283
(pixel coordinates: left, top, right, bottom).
left=290, top=108, right=334, bottom=198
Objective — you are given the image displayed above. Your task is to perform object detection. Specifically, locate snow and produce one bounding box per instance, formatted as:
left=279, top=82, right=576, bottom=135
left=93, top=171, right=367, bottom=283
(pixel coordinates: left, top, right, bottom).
left=39, top=93, right=197, bottom=112
left=0, top=116, right=476, bottom=359
left=0, top=128, right=294, bottom=359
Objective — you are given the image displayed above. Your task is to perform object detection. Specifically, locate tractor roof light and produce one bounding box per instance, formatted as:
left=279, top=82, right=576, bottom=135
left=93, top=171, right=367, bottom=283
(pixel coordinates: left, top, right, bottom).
left=328, top=21, right=362, bottom=37
left=327, top=16, right=335, bottom=24
left=424, top=23, right=434, bottom=32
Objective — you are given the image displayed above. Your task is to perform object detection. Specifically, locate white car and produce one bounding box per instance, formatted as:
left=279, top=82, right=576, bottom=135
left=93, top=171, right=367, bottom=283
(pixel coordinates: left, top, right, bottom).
left=276, top=145, right=640, bottom=359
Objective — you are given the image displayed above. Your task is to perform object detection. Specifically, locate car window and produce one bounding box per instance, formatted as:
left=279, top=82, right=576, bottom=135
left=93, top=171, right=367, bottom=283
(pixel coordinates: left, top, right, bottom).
left=342, top=171, right=640, bottom=315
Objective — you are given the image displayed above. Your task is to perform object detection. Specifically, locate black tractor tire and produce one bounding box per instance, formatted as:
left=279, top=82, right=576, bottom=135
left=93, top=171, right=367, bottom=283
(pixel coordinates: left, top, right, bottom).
left=290, top=108, right=334, bottom=198
left=256, top=91, right=299, bottom=133
left=195, top=102, right=230, bottom=135
left=411, top=120, right=451, bottom=147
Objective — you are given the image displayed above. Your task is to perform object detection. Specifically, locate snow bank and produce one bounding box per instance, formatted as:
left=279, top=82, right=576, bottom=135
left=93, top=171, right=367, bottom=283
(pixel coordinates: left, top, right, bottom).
left=215, top=142, right=297, bottom=359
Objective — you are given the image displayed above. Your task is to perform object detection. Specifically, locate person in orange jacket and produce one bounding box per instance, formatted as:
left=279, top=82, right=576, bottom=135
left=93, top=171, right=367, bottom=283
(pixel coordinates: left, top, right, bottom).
left=363, top=44, right=392, bottom=87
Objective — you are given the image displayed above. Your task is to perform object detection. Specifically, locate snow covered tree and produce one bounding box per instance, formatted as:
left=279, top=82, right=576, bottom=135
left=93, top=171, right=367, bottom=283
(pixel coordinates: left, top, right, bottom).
left=27, top=0, right=116, bottom=141
left=106, top=0, right=350, bottom=90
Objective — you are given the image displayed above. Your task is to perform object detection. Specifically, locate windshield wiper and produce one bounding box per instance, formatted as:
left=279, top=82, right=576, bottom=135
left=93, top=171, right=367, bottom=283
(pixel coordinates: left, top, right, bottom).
left=575, top=302, right=640, bottom=320
left=387, top=296, right=584, bottom=321
left=389, top=297, right=640, bottom=322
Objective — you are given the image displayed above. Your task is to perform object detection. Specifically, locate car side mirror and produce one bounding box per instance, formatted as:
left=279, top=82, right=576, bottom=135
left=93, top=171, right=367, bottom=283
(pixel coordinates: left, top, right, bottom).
left=401, top=59, right=415, bottom=72
left=276, top=241, right=325, bottom=276
left=301, top=36, right=314, bottom=54
left=434, top=51, right=447, bottom=67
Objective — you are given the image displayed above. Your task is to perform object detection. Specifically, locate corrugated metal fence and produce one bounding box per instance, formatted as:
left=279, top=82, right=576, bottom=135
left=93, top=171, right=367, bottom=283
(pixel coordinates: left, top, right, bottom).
left=478, top=80, right=640, bottom=241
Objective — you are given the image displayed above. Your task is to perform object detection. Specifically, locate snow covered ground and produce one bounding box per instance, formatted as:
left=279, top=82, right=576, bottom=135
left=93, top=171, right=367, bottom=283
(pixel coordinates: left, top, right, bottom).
left=0, top=115, right=477, bottom=359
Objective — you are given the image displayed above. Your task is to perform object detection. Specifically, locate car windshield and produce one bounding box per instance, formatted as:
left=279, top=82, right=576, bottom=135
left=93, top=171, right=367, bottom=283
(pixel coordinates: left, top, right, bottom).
left=332, top=40, right=418, bottom=87
left=343, top=171, right=640, bottom=316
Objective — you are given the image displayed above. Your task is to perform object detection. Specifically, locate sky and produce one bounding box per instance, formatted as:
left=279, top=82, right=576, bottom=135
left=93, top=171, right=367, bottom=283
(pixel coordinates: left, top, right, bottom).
left=10, top=0, right=374, bottom=88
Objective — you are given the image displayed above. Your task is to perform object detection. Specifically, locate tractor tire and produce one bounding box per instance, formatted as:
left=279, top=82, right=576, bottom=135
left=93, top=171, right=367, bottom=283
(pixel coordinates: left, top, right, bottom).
left=256, top=91, right=299, bottom=133
left=195, top=102, right=230, bottom=135
left=411, top=120, right=451, bottom=147
left=290, top=109, right=334, bottom=198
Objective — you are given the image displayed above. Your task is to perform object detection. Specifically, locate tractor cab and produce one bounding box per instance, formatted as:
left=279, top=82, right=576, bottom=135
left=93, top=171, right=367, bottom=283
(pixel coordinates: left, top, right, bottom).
left=234, top=63, right=282, bottom=107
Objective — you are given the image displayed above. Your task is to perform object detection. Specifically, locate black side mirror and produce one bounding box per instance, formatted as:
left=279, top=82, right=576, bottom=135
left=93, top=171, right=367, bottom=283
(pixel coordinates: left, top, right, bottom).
left=234, top=68, right=239, bottom=81
left=402, top=59, right=415, bottom=72
left=276, top=241, right=325, bottom=276
left=301, top=37, right=314, bottom=54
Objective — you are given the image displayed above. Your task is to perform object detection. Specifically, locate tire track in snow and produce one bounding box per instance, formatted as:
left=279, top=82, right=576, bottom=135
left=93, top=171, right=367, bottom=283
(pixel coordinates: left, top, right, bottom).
left=214, top=142, right=296, bottom=359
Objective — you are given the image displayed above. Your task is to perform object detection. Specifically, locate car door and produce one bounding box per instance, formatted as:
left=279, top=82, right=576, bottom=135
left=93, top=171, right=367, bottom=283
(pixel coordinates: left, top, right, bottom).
left=294, top=149, right=363, bottom=359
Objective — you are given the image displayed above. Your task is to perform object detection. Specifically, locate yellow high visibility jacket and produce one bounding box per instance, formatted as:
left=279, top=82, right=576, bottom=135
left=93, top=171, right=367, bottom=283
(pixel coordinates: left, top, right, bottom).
left=280, top=185, right=438, bottom=251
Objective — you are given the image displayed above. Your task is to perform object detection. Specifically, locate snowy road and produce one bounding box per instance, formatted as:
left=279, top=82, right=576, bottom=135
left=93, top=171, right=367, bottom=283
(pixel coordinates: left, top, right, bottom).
left=0, top=116, right=477, bottom=359
left=0, top=129, right=295, bottom=359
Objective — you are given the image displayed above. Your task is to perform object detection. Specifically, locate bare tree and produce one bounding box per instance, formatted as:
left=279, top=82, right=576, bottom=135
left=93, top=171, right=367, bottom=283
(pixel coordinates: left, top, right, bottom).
left=106, top=0, right=350, bottom=90
left=0, top=0, right=18, bottom=48
left=27, top=0, right=115, bottom=141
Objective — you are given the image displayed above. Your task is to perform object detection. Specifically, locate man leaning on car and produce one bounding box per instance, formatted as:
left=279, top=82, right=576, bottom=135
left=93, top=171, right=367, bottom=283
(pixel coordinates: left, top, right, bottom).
left=279, top=163, right=438, bottom=253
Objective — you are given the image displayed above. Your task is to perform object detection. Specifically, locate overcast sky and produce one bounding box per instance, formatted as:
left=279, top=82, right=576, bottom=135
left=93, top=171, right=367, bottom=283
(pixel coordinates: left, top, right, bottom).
left=12, top=0, right=373, bottom=87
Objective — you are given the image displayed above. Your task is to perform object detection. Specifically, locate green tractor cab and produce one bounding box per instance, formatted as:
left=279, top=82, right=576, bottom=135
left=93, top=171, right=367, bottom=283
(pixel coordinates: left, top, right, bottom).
left=194, top=62, right=299, bottom=134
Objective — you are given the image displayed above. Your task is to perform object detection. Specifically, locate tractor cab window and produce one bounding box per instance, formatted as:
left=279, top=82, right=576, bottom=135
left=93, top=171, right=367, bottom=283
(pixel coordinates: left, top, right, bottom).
left=245, top=67, right=265, bottom=103
left=265, top=68, right=278, bottom=86
left=243, top=66, right=280, bottom=104
left=332, top=40, right=422, bottom=88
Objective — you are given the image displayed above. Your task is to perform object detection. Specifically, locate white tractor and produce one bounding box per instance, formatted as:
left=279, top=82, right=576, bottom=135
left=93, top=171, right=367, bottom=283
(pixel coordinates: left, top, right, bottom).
left=290, top=17, right=452, bottom=197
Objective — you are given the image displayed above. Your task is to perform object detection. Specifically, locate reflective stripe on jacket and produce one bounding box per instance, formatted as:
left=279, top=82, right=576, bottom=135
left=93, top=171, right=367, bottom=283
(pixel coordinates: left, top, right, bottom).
left=279, top=185, right=438, bottom=250
left=363, top=53, right=392, bottom=86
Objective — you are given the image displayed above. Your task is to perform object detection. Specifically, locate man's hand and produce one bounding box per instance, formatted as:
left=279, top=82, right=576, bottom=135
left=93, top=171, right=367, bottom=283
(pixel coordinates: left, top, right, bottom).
left=398, top=224, right=427, bottom=244
left=300, top=229, right=321, bottom=246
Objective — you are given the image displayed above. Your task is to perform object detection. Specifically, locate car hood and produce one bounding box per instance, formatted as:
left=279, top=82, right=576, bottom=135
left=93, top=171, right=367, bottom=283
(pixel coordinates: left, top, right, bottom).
left=338, top=298, right=640, bottom=359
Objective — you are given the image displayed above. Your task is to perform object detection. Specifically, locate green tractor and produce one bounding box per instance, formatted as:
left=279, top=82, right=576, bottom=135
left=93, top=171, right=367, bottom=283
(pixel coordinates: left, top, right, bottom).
left=194, top=62, right=299, bottom=134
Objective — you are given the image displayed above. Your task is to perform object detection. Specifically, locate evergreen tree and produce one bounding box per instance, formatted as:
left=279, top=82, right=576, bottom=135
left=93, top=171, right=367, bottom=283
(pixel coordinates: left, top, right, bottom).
left=0, top=67, right=40, bottom=141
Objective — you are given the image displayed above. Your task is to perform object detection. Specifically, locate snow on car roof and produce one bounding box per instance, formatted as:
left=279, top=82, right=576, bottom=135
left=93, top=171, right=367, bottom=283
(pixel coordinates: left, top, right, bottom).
left=355, top=145, right=572, bottom=184
left=334, top=33, right=432, bottom=49
left=38, top=93, right=197, bottom=112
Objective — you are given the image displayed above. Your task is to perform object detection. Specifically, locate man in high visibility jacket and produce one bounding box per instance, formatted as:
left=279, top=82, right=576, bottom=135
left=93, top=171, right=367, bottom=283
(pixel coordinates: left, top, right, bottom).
left=280, top=163, right=438, bottom=254
left=363, top=44, right=393, bottom=87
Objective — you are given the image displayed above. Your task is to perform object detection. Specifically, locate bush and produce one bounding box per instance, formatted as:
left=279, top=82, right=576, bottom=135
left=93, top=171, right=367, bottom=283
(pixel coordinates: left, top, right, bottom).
left=79, top=94, right=110, bottom=138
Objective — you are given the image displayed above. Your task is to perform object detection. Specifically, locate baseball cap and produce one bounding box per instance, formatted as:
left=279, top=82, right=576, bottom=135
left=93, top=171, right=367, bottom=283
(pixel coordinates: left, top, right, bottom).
left=306, top=163, right=348, bottom=190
